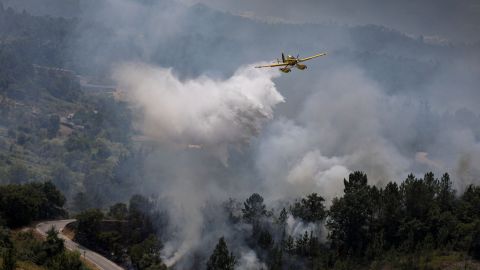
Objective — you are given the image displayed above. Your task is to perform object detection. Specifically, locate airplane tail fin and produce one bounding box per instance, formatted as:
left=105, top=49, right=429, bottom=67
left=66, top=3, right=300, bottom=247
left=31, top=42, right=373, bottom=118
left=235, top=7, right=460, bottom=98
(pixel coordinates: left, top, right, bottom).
left=282, top=53, right=285, bottom=63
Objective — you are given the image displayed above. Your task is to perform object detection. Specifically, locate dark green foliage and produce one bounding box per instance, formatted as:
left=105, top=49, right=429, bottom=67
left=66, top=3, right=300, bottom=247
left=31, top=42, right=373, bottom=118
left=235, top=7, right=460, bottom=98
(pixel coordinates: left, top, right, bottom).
left=268, top=245, right=283, bottom=270
left=108, top=203, right=128, bottom=220
left=378, top=182, right=402, bottom=249
left=242, top=193, right=267, bottom=224
left=470, top=222, right=480, bottom=260
left=47, top=251, right=88, bottom=270
left=43, top=227, right=64, bottom=258
left=437, top=173, right=455, bottom=212
left=283, top=235, right=295, bottom=255
left=0, top=182, right=66, bottom=227
left=128, top=235, right=166, bottom=270
left=290, top=193, right=326, bottom=223
left=72, top=194, right=166, bottom=269
left=206, top=237, right=236, bottom=270
left=0, top=228, right=16, bottom=270
left=75, top=209, right=104, bottom=244
left=278, top=208, right=288, bottom=225
left=458, top=185, right=480, bottom=223
left=327, top=171, right=373, bottom=256
left=65, top=133, right=91, bottom=152
left=257, top=228, right=273, bottom=250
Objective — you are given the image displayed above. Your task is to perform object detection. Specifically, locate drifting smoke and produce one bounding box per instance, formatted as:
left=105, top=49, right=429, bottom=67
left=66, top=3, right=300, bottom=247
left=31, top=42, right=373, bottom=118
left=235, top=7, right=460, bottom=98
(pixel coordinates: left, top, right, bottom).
left=112, top=55, right=480, bottom=267
left=113, top=62, right=285, bottom=266
left=13, top=0, right=473, bottom=266
left=114, top=62, right=283, bottom=164
left=238, top=250, right=267, bottom=270
left=256, top=66, right=414, bottom=202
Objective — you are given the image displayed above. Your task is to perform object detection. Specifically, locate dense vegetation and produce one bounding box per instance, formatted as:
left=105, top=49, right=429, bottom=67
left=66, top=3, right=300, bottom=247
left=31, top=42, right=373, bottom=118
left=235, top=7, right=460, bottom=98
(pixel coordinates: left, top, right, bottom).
left=0, top=227, right=91, bottom=270
left=0, top=3, right=143, bottom=212
left=200, top=171, right=480, bottom=269
left=72, top=194, right=167, bottom=269
left=0, top=182, right=66, bottom=227
left=0, top=182, right=91, bottom=270
left=72, top=172, right=480, bottom=269
left=1, top=2, right=480, bottom=270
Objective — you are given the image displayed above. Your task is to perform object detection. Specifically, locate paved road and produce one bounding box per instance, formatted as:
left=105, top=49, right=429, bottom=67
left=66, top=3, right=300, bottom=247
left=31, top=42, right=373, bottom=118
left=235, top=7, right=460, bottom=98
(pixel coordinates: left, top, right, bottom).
left=36, top=220, right=124, bottom=270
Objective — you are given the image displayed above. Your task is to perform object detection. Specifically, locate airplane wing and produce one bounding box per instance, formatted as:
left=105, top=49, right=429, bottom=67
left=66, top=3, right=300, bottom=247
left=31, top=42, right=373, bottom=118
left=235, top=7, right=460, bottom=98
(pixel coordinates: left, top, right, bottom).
left=298, top=52, right=327, bottom=62
left=255, top=63, right=289, bottom=68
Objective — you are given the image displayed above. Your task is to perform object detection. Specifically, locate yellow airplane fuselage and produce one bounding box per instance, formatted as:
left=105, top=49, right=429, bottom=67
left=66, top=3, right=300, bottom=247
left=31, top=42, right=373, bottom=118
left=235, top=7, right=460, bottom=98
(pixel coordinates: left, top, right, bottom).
left=255, top=52, right=326, bottom=73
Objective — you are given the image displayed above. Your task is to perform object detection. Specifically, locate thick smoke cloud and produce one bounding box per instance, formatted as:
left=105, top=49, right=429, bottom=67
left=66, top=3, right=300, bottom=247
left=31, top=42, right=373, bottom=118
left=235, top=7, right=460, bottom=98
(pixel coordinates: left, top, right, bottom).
left=101, top=0, right=480, bottom=265
left=112, top=62, right=285, bottom=267
left=7, top=0, right=479, bottom=267
left=113, top=62, right=283, bottom=163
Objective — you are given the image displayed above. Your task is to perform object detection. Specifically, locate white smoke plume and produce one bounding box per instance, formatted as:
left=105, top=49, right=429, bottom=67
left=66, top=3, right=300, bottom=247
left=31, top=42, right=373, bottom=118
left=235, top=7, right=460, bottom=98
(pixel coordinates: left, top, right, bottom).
left=237, top=250, right=267, bottom=270
left=113, top=62, right=284, bottom=164
left=113, top=62, right=284, bottom=266
left=58, top=0, right=480, bottom=266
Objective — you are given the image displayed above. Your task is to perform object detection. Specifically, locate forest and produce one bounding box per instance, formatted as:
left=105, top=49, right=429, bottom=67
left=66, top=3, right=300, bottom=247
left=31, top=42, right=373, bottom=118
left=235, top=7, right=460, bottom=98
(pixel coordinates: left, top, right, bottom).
left=1, top=0, right=480, bottom=269
left=71, top=171, right=480, bottom=269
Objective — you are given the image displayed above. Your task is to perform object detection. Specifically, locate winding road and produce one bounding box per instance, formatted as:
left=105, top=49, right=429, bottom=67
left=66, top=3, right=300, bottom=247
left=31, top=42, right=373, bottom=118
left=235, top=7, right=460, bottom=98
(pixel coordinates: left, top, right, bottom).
left=36, top=220, right=124, bottom=270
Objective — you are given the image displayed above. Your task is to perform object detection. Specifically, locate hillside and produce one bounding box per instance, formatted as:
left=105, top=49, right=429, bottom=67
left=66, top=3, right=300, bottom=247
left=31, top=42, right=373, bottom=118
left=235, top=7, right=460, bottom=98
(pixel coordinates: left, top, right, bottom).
left=1, top=1, right=480, bottom=269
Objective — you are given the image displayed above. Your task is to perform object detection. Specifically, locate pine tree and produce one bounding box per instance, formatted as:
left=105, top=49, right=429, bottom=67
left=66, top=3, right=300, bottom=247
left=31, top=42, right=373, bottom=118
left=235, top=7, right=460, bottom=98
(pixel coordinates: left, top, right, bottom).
left=242, top=193, right=267, bottom=224
left=283, top=235, right=295, bottom=255
left=43, top=227, right=64, bottom=257
left=206, top=237, right=236, bottom=270
left=278, top=208, right=288, bottom=225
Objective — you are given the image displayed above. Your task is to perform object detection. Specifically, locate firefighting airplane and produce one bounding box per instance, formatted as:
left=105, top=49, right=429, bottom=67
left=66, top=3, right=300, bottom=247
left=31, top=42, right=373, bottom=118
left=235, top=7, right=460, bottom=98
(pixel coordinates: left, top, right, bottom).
left=255, top=52, right=327, bottom=73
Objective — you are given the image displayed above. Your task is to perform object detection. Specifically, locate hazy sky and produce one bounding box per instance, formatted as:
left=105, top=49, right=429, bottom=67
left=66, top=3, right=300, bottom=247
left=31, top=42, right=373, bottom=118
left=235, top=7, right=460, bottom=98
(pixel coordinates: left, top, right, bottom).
left=182, top=0, right=480, bottom=43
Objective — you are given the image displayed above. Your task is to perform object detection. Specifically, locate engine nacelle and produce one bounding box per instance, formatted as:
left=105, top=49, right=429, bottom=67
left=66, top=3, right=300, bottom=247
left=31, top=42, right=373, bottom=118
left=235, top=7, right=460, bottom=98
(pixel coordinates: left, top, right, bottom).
left=296, top=64, right=307, bottom=70
left=279, top=67, right=291, bottom=73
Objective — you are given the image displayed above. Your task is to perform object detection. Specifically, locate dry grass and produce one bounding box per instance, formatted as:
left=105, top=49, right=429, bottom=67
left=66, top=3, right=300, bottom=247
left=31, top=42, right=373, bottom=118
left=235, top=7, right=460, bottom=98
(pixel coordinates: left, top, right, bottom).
left=79, top=257, right=102, bottom=270
left=61, top=226, right=75, bottom=240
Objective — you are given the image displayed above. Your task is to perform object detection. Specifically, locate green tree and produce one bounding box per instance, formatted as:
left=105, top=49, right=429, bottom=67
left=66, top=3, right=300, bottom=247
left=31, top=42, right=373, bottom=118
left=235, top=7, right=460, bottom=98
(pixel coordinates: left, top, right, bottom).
left=206, top=237, right=236, bottom=270
left=129, top=235, right=166, bottom=270
left=129, top=194, right=153, bottom=215
left=379, top=182, right=402, bottom=249
left=278, top=208, right=288, bottom=226
left=37, top=181, right=66, bottom=219
left=242, top=193, right=267, bottom=224
left=75, top=209, right=104, bottom=244
left=458, top=185, right=480, bottom=223
left=283, top=235, right=295, bottom=255
left=47, top=251, right=87, bottom=270
left=290, top=193, right=326, bottom=223
left=268, top=245, right=283, bottom=270
left=327, top=171, right=373, bottom=256
left=43, top=227, right=64, bottom=258
left=108, top=203, right=128, bottom=220
left=470, top=221, right=480, bottom=260
left=258, top=228, right=273, bottom=249
left=437, top=173, right=455, bottom=212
